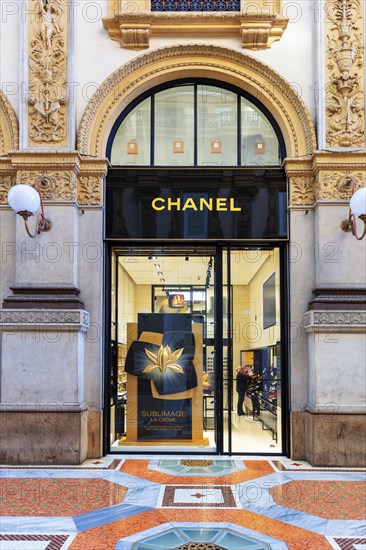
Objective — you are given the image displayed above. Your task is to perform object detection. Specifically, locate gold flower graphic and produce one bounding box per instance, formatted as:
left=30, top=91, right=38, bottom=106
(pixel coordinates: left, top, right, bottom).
left=203, top=373, right=211, bottom=387
left=143, top=345, right=184, bottom=375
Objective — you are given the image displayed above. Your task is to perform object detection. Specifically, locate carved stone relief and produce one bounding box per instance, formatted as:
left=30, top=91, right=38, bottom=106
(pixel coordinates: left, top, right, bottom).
left=0, top=174, right=15, bottom=205
left=16, top=170, right=76, bottom=202
left=325, top=0, right=365, bottom=147
left=0, top=90, right=19, bottom=155
left=28, top=0, right=68, bottom=146
left=289, top=176, right=316, bottom=206
left=304, top=310, right=366, bottom=330
left=316, top=171, right=365, bottom=201
left=77, top=175, right=104, bottom=206
left=0, top=309, right=89, bottom=333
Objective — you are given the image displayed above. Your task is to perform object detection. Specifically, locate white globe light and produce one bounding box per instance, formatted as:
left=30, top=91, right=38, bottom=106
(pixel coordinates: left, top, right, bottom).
left=7, top=184, right=41, bottom=216
left=350, top=187, right=366, bottom=218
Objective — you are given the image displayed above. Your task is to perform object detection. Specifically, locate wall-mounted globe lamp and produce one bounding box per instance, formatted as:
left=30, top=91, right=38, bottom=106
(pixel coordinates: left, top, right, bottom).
left=7, top=182, right=52, bottom=238
left=341, top=187, right=366, bottom=241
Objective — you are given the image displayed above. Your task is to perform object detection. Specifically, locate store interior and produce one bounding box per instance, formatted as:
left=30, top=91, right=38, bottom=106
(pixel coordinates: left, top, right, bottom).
left=110, top=248, right=282, bottom=454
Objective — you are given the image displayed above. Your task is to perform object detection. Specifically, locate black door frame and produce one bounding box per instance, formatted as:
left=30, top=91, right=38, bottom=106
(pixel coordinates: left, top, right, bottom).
left=103, top=241, right=290, bottom=456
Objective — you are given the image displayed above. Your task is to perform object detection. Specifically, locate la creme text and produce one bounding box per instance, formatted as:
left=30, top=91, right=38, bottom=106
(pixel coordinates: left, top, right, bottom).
left=151, top=197, right=241, bottom=212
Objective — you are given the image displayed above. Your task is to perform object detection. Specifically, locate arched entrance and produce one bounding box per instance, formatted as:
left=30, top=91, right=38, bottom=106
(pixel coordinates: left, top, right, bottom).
left=77, top=44, right=316, bottom=159
left=77, top=45, right=316, bottom=455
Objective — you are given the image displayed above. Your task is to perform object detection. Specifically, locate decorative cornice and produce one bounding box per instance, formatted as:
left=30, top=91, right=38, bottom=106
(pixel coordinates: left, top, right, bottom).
left=77, top=44, right=316, bottom=159
left=304, top=310, right=366, bottom=332
left=28, top=0, right=68, bottom=146
left=103, top=10, right=288, bottom=50
left=0, top=152, right=108, bottom=206
left=285, top=152, right=366, bottom=206
left=324, top=0, right=365, bottom=147
left=308, top=287, right=366, bottom=310
left=0, top=91, right=19, bottom=154
left=0, top=402, right=89, bottom=413
left=0, top=309, right=90, bottom=333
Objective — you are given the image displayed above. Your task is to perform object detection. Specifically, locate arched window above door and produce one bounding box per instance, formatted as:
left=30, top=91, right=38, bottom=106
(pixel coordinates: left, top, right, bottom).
left=109, top=82, right=283, bottom=167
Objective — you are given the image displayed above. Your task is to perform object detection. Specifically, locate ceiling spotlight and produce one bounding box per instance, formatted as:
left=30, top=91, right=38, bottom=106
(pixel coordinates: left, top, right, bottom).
left=160, top=278, right=165, bottom=282
left=154, top=263, right=161, bottom=269
left=157, top=271, right=163, bottom=277
left=185, top=256, right=189, bottom=261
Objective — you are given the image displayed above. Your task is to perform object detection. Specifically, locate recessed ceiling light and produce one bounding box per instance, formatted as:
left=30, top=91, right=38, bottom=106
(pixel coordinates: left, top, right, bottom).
left=154, top=263, right=161, bottom=269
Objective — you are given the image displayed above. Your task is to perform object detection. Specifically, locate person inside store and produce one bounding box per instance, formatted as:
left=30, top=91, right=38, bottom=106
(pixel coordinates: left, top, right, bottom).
left=236, top=365, right=253, bottom=416
left=247, top=373, right=263, bottom=417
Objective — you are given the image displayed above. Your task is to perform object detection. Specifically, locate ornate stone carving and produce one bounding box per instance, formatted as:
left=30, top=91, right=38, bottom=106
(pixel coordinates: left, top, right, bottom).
left=304, top=310, right=366, bottom=329
left=77, top=44, right=316, bottom=159
left=103, top=9, right=288, bottom=50
left=180, top=459, right=214, bottom=467
left=0, top=175, right=15, bottom=205
left=77, top=175, right=103, bottom=206
left=16, top=170, right=75, bottom=201
left=28, top=0, right=68, bottom=146
left=325, top=0, right=365, bottom=147
left=241, top=27, right=269, bottom=49
left=120, top=25, right=151, bottom=50
left=0, top=91, right=19, bottom=154
left=289, top=176, right=316, bottom=206
left=0, top=309, right=89, bottom=333
left=316, top=171, right=365, bottom=200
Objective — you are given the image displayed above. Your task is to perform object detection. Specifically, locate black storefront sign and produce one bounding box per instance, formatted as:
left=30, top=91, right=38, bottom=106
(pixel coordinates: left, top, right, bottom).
left=106, top=168, right=287, bottom=240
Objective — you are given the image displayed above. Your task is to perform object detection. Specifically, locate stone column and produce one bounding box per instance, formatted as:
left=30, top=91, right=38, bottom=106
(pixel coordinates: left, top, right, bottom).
left=0, top=1, right=109, bottom=464
left=294, top=0, right=366, bottom=466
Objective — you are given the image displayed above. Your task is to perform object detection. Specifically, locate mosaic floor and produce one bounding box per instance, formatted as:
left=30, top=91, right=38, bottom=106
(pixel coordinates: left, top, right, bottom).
left=0, top=456, right=365, bottom=550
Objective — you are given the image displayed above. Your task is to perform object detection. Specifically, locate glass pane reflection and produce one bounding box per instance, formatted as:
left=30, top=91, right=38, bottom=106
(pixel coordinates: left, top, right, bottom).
left=197, top=85, right=237, bottom=167
left=155, top=86, right=195, bottom=166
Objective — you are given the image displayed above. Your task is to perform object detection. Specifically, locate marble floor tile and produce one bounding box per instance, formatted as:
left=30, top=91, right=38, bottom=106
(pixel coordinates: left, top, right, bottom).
left=1, top=456, right=364, bottom=550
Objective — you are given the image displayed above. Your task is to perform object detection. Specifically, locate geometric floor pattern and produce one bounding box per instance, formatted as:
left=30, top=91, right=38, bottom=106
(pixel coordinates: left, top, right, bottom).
left=0, top=456, right=365, bottom=550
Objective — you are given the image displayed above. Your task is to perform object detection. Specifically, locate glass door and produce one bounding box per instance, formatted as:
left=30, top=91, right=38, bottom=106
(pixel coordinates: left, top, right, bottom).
left=109, top=246, right=218, bottom=453
left=223, top=247, right=284, bottom=454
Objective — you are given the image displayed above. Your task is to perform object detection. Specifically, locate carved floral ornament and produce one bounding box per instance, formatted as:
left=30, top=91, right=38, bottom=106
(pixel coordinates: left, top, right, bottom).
left=289, top=172, right=366, bottom=206
left=28, top=0, right=68, bottom=146
left=316, top=172, right=365, bottom=201
left=289, top=175, right=316, bottom=206
left=0, top=174, right=15, bottom=205
left=325, top=0, right=365, bottom=147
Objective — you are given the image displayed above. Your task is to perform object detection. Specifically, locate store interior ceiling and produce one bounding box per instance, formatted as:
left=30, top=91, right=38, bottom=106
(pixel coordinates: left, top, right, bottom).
left=118, top=251, right=269, bottom=286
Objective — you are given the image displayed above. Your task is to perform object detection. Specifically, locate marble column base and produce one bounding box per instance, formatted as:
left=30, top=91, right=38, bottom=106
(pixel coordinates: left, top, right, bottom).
left=304, top=408, right=366, bottom=467
left=0, top=405, right=88, bottom=465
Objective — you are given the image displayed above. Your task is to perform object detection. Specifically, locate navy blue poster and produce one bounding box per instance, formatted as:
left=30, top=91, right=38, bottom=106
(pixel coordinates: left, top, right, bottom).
left=124, top=314, right=197, bottom=440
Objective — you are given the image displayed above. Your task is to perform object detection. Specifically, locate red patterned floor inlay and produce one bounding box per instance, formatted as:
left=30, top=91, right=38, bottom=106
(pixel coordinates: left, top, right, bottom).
left=68, top=508, right=333, bottom=550
left=0, top=478, right=127, bottom=516
left=0, top=535, right=68, bottom=550
left=120, top=459, right=274, bottom=485
left=334, top=538, right=366, bottom=550
left=271, top=480, right=366, bottom=520
left=161, top=485, right=237, bottom=508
